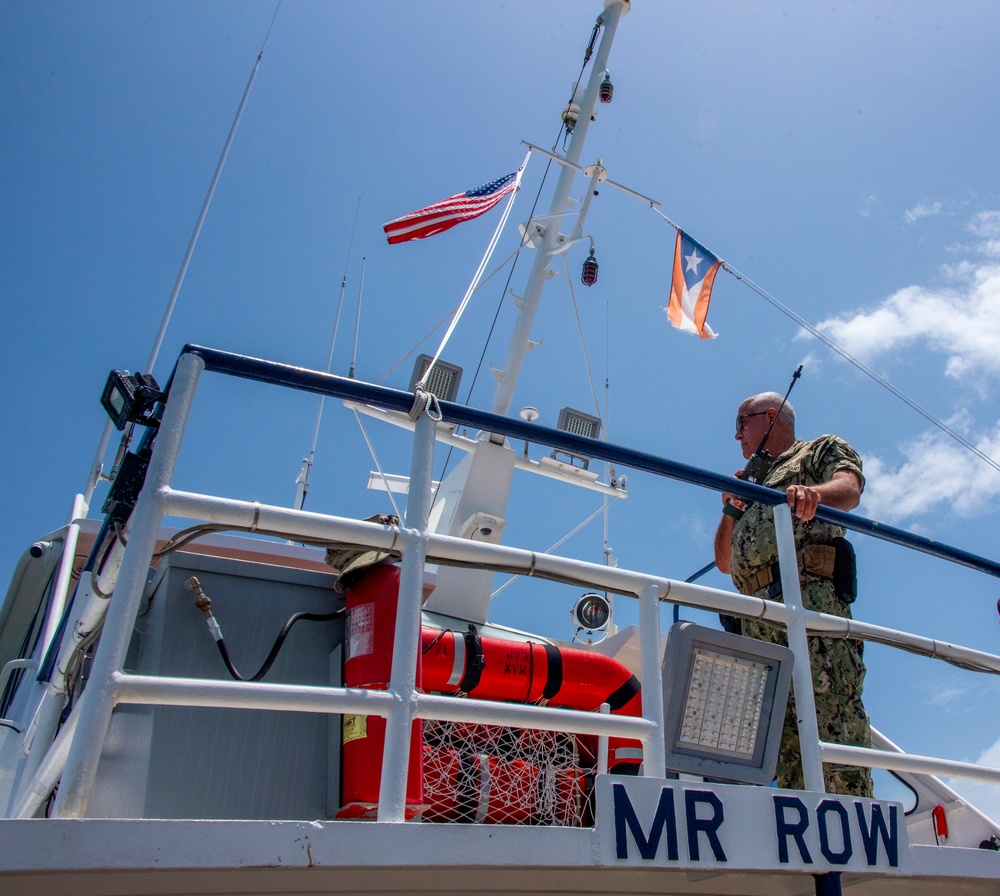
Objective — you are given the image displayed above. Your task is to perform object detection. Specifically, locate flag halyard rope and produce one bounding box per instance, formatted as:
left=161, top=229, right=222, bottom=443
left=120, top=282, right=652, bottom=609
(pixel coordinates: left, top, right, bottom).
left=651, top=207, right=1000, bottom=477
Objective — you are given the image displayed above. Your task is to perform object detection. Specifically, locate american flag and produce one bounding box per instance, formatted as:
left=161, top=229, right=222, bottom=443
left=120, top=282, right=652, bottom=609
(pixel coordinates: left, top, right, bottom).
left=666, top=229, right=721, bottom=339
left=383, top=173, right=518, bottom=245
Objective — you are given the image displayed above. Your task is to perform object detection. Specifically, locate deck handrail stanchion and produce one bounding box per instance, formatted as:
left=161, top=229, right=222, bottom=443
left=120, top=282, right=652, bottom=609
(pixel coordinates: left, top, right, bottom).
left=51, top=352, right=205, bottom=817
left=639, top=580, right=666, bottom=776
left=773, top=503, right=825, bottom=792
left=377, top=410, right=435, bottom=822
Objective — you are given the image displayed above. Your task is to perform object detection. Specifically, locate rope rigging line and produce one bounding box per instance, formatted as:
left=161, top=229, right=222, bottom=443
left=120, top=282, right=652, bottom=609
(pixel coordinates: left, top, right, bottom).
left=351, top=408, right=403, bottom=521
left=416, top=154, right=530, bottom=394
left=650, top=206, right=1000, bottom=477
left=561, top=19, right=602, bottom=153
left=377, top=246, right=522, bottom=386
left=490, top=495, right=620, bottom=600
left=422, top=154, right=563, bottom=508
left=423, top=9, right=605, bottom=421
left=562, top=263, right=604, bottom=425
left=365, top=15, right=608, bottom=519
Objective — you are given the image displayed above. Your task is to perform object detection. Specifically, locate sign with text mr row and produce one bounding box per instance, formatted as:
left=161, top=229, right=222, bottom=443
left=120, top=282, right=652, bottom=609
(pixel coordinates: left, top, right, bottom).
left=597, top=777, right=911, bottom=875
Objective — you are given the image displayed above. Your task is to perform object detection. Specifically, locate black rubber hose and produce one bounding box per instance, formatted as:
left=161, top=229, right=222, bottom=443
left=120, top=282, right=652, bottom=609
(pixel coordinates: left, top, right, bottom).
left=215, top=610, right=343, bottom=682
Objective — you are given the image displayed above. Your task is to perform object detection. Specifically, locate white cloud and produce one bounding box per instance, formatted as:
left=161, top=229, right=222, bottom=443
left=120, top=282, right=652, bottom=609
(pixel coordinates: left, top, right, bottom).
left=860, top=420, right=1000, bottom=523
left=904, top=201, right=943, bottom=224
left=925, top=682, right=971, bottom=708
left=807, top=211, right=1000, bottom=522
left=946, top=735, right=1000, bottom=828
left=859, top=195, right=880, bottom=219
left=968, top=210, right=1000, bottom=241
left=815, top=213, right=1000, bottom=382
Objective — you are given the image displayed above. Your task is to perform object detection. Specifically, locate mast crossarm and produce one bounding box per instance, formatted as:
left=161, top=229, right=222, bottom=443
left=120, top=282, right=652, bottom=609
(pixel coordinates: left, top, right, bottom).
left=520, top=140, right=661, bottom=207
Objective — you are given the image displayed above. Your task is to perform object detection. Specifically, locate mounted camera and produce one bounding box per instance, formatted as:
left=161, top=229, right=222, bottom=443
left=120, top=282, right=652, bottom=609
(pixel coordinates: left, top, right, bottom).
left=100, top=370, right=164, bottom=430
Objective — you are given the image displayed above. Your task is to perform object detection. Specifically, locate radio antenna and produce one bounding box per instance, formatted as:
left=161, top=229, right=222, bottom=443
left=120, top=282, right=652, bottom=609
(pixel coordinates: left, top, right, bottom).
left=293, top=199, right=361, bottom=511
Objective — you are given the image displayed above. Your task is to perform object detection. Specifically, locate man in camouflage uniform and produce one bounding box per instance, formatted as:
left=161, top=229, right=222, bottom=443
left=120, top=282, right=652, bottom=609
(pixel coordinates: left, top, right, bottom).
left=714, top=392, right=873, bottom=797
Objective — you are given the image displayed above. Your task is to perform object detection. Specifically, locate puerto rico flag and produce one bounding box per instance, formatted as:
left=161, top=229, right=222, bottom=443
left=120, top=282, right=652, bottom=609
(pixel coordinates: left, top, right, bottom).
left=383, top=173, right=518, bottom=245
left=666, top=229, right=721, bottom=339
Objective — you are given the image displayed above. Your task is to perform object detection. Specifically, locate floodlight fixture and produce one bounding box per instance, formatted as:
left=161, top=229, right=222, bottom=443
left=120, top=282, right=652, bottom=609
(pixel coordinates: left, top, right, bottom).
left=552, top=407, right=602, bottom=470
left=410, top=354, right=463, bottom=403
left=661, top=622, right=793, bottom=785
left=100, top=370, right=164, bottom=431
left=572, top=592, right=611, bottom=635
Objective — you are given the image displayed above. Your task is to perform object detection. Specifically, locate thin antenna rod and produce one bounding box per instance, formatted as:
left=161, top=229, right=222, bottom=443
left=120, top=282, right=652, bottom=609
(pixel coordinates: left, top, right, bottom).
left=349, top=257, right=366, bottom=379
left=145, top=50, right=265, bottom=375
left=294, top=198, right=362, bottom=510
left=602, top=302, right=615, bottom=623
left=84, top=40, right=269, bottom=506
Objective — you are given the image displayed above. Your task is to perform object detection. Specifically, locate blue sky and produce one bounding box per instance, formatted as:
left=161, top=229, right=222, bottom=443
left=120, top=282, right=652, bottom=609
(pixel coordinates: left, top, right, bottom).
left=3, top=1, right=1000, bottom=822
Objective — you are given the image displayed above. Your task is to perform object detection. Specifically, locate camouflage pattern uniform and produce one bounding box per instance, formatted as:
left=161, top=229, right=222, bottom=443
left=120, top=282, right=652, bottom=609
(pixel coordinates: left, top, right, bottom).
left=730, top=435, right=873, bottom=797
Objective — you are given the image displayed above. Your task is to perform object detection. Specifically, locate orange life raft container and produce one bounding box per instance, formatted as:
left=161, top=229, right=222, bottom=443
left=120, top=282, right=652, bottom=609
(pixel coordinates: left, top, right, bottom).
left=337, top=563, right=643, bottom=821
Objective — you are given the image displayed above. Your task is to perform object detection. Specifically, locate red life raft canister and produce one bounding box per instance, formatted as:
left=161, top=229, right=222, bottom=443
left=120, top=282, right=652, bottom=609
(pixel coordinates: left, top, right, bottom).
left=336, top=563, right=643, bottom=820
left=337, top=563, right=425, bottom=819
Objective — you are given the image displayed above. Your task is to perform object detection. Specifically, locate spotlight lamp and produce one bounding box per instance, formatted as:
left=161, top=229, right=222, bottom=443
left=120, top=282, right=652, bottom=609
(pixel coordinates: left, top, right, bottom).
left=572, top=592, right=612, bottom=636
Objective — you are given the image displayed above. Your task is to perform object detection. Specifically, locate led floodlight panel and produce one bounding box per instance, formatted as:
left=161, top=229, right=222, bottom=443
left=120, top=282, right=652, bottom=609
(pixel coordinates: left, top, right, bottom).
left=410, top=354, right=462, bottom=403
left=661, top=622, right=793, bottom=785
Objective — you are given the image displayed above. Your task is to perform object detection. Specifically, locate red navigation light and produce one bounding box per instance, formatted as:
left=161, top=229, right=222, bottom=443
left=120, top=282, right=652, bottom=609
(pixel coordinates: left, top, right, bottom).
left=599, top=73, right=614, bottom=104
left=581, top=250, right=599, bottom=286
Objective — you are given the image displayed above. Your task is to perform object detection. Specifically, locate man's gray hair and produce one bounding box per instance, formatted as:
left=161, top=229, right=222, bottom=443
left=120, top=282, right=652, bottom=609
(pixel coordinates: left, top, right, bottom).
left=745, top=392, right=795, bottom=429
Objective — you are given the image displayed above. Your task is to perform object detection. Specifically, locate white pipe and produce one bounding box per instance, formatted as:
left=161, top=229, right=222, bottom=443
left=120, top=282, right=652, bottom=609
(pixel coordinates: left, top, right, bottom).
left=378, top=412, right=436, bottom=823
left=821, top=743, right=1000, bottom=785
left=115, top=673, right=651, bottom=740
left=773, top=504, right=825, bottom=793
left=38, top=493, right=87, bottom=659
left=157, top=487, right=1000, bottom=675
left=638, top=580, right=666, bottom=776
left=116, top=672, right=395, bottom=715
left=53, top=353, right=205, bottom=818
left=519, top=140, right=660, bottom=206
left=806, top=613, right=1000, bottom=674
left=10, top=689, right=64, bottom=812
left=416, top=693, right=650, bottom=738
left=11, top=709, right=78, bottom=819
left=597, top=703, right=611, bottom=776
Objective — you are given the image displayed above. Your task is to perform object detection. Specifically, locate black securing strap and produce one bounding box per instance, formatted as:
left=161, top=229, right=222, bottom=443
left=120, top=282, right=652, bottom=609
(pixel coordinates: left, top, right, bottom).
left=542, top=643, right=563, bottom=701
left=458, top=624, right=485, bottom=694
left=604, top=674, right=641, bottom=712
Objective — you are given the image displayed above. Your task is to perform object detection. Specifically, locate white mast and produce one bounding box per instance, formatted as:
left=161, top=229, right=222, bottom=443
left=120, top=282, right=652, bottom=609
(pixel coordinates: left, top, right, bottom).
left=490, top=0, right=627, bottom=417
left=422, top=0, right=629, bottom=623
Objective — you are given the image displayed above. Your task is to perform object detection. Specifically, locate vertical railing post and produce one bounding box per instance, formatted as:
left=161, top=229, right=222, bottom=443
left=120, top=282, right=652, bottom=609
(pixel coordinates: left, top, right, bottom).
left=39, top=493, right=88, bottom=660
left=52, top=352, right=205, bottom=817
left=638, top=580, right=666, bottom=776
left=597, top=703, right=611, bottom=776
left=377, top=411, right=435, bottom=822
left=773, top=504, right=825, bottom=792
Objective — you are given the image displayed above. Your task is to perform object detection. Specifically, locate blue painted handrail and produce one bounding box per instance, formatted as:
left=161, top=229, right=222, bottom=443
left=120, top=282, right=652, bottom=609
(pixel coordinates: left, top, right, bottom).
left=180, top=344, right=1000, bottom=581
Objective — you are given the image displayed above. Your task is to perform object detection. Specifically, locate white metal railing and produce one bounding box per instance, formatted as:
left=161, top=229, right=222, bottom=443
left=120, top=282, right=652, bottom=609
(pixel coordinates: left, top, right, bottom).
left=12, top=348, right=1000, bottom=822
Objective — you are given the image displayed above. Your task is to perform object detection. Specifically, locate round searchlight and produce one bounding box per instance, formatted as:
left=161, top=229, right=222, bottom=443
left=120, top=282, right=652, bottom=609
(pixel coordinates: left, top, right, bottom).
left=572, top=592, right=611, bottom=632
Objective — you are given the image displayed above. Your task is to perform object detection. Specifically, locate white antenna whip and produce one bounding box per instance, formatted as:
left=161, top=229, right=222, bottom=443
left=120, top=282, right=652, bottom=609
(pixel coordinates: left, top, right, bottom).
left=293, top=198, right=362, bottom=510
left=348, top=257, right=366, bottom=379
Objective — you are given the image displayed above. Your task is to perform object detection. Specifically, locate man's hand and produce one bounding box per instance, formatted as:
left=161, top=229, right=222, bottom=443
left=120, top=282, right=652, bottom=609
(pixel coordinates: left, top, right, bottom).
left=786, top=484, right=820, bottom=521
left=721, top=468, right=745, bottom=507
left=786, top=470, right=862, bottom=521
